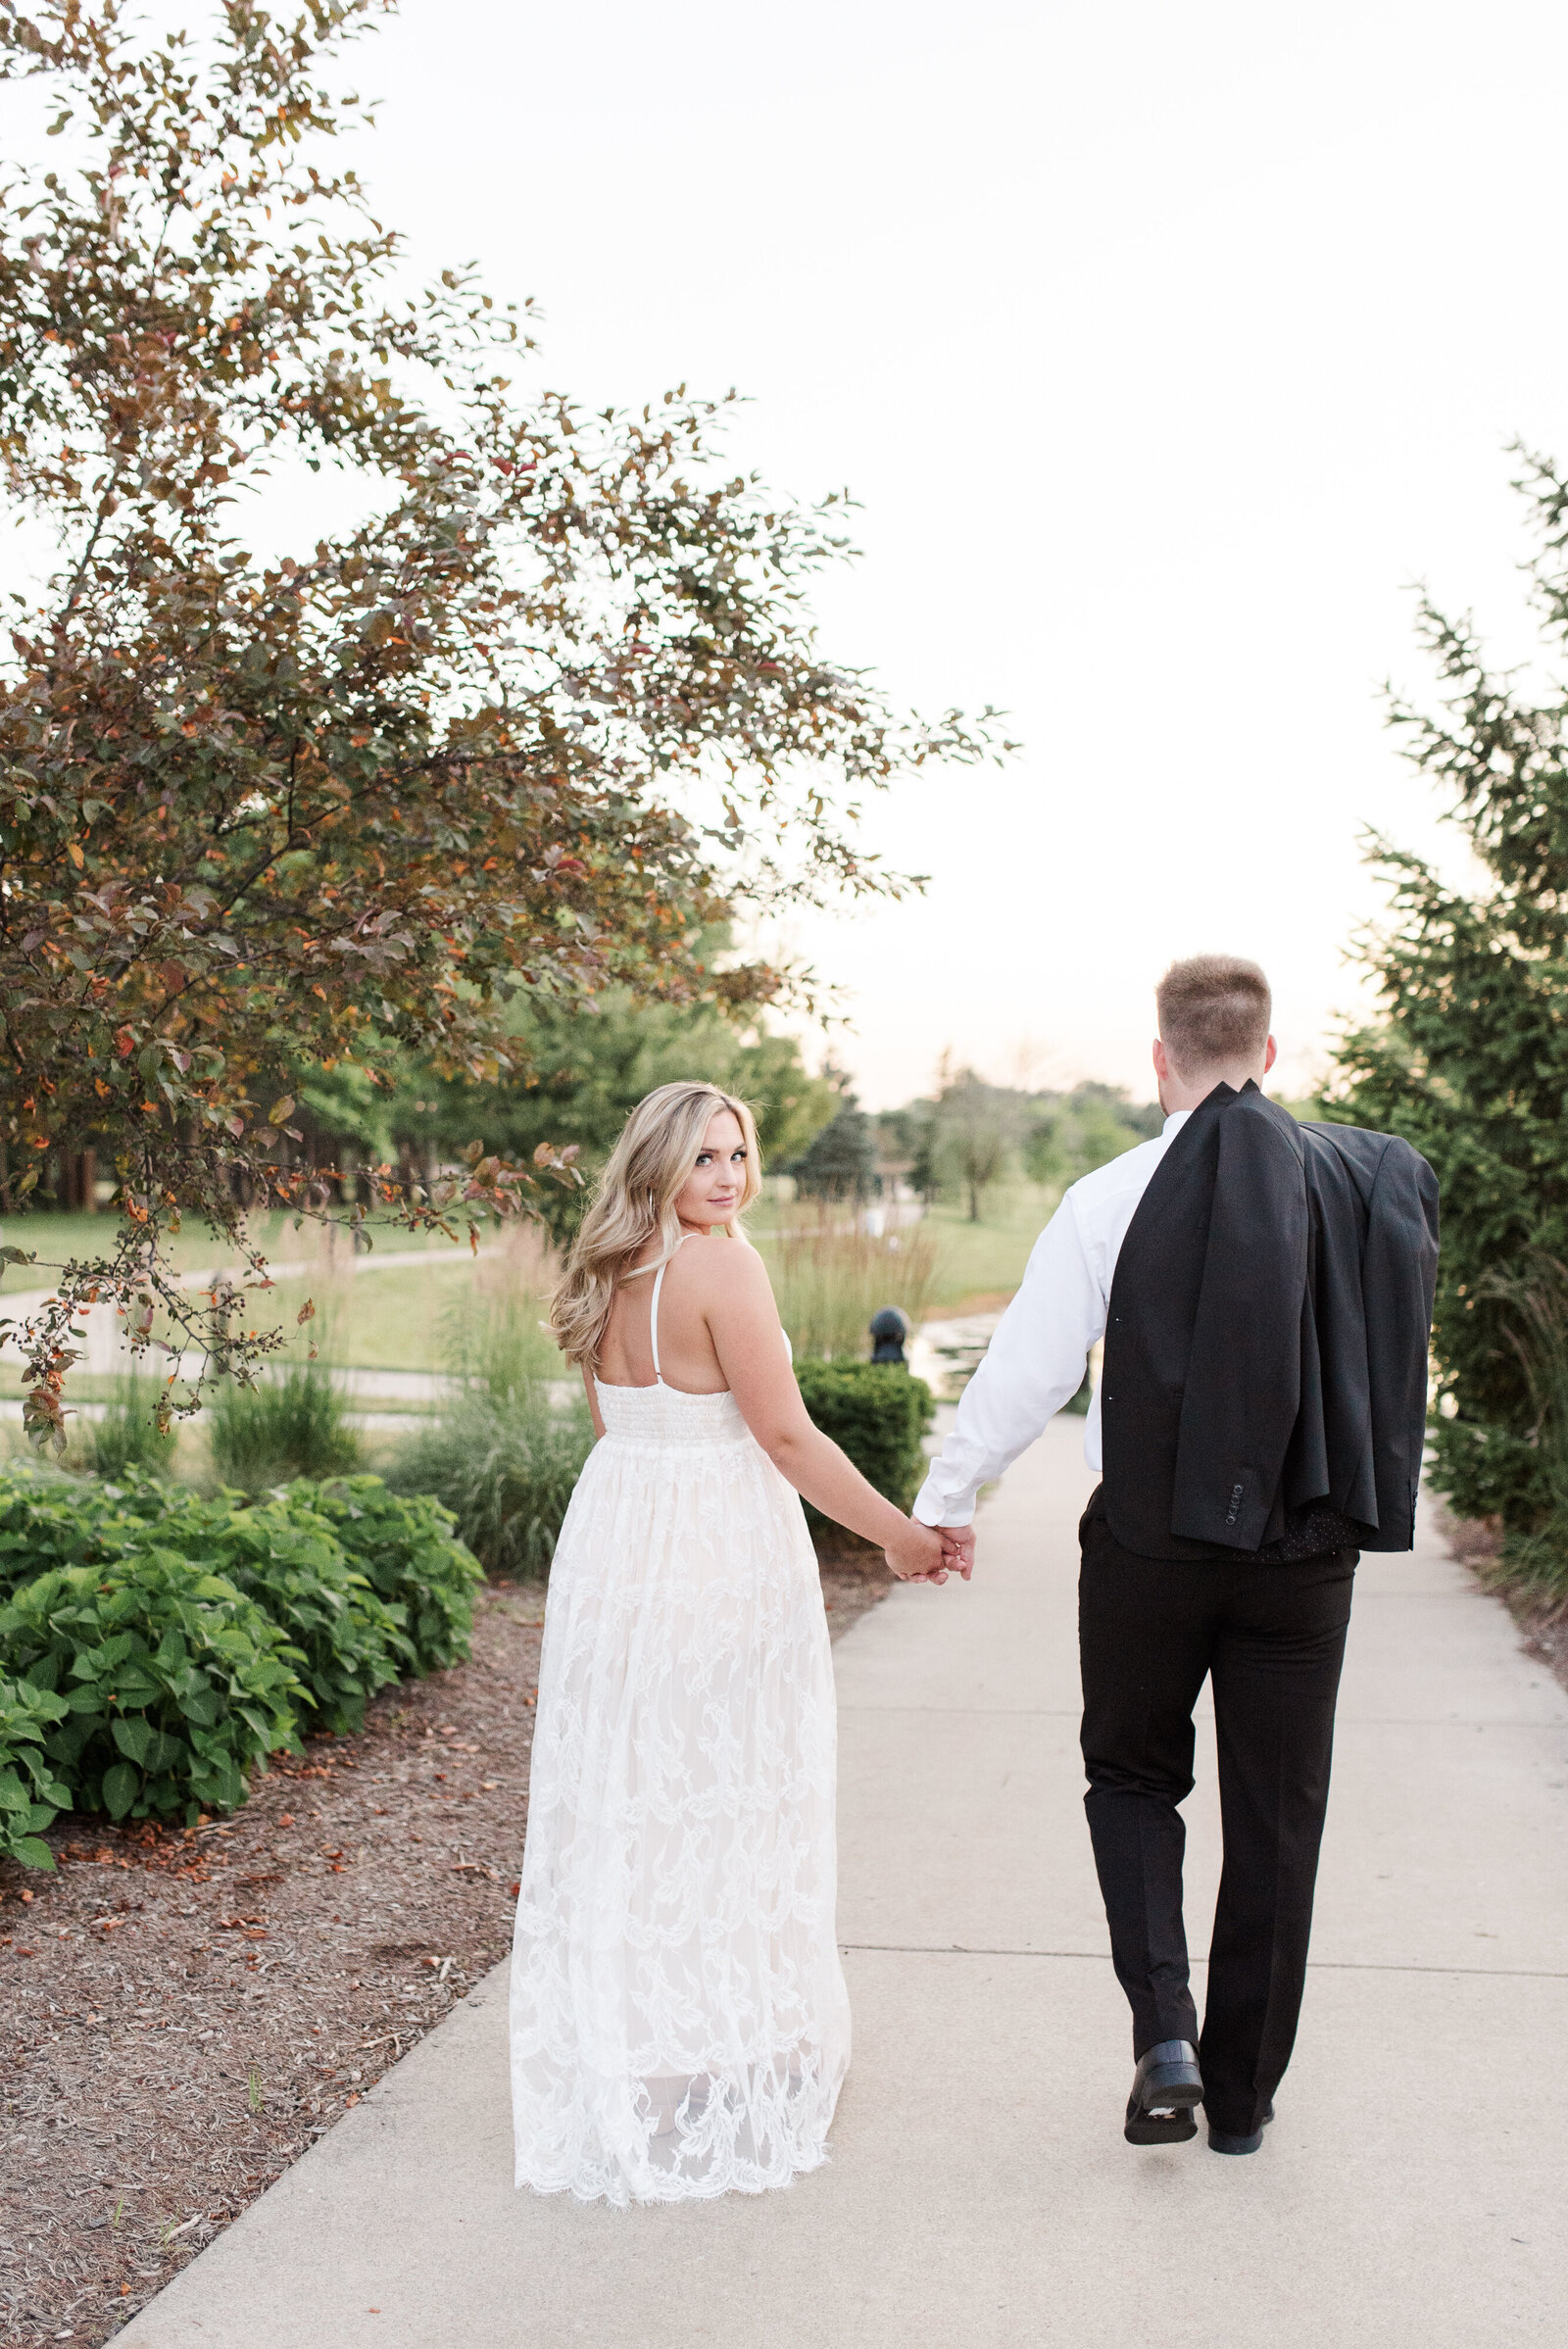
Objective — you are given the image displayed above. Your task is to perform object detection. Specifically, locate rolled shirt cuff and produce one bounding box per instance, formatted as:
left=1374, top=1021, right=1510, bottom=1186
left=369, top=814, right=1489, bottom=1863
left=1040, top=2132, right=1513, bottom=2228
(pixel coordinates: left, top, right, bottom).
left=912, top=1477, right=976, bottom=1529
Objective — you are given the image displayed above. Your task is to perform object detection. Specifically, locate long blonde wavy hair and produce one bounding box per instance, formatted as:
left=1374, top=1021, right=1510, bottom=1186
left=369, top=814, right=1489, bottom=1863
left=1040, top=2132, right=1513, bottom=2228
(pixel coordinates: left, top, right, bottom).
left=550, top=1081, right=762, bottom=1369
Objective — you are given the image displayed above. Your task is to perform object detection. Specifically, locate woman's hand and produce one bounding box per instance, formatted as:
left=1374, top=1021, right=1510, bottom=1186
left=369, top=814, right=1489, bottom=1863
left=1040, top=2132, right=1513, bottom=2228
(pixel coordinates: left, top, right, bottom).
left=884, top=1516, right=953, bottom=1584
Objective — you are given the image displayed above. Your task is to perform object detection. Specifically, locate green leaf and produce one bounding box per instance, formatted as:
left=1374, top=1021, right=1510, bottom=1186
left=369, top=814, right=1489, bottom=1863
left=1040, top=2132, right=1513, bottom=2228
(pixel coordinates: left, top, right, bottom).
left=111, top=1717, right=154, bottom=1766
left=101, top=1761, right=138, bottom=1821
left=8, top=1835, right=56, bottom=1871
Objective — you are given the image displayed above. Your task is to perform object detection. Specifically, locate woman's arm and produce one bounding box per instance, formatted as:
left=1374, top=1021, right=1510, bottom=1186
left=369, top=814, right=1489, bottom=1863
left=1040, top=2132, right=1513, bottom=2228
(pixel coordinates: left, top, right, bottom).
left=697, top=1245, right=956, bottom=1582
left=581, top=1365, right=606, bottom=1441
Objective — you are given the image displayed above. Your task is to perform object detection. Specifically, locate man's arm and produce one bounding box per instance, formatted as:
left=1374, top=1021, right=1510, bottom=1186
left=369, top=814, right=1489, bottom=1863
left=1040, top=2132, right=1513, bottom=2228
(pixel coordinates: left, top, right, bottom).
left=913, top=1194, right=1106, bottom=1531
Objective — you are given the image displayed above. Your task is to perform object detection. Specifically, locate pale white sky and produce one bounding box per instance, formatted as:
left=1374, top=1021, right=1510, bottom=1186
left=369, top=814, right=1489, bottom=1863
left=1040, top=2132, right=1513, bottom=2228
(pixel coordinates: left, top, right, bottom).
left=19, top=2, right=1568, bottom=1106
left=358, top=0, right=1568, bottom=1105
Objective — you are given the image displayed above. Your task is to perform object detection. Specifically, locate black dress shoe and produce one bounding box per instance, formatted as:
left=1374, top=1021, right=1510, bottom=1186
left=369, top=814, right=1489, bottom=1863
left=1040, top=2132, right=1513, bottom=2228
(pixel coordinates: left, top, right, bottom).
left=1206, top=2100, right=1275, bottom=2156
left=1124, top=2039, right=1203, bottom=2146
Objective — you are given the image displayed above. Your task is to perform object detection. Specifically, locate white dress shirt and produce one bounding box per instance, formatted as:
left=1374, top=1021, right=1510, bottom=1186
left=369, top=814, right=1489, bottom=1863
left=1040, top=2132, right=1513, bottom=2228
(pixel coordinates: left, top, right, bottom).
left=912, top=1111, right=1192, bottom=1527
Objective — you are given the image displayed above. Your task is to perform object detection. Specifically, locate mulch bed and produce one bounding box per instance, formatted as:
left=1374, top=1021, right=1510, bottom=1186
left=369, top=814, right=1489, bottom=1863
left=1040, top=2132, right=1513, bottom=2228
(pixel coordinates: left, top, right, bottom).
left=0, top=1557, right=891, bottom=2349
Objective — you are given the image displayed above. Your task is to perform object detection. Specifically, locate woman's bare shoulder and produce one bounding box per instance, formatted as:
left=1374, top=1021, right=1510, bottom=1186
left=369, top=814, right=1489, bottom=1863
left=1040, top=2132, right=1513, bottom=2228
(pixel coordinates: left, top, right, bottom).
left=679, top=1233, right=774, bottom=1297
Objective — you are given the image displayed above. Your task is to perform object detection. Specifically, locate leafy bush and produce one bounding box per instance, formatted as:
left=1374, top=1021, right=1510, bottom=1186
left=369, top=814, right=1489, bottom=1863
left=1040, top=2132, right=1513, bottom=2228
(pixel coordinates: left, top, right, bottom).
left=177, top=1495, right=409, bottom=1734
left=0, top=1674, right=72, bottom=1869
left=0, top=1551, right=303, bottom=1824
left=0, top=1463, right=127, bottom=1597
left=794, top=1358, right=936, bottom=1530
left=208, top=1362, right=362, bottom=1494
left=385, top=1395, right=594, bottom=1581
left=285, top=1476, right=484, bottom=1672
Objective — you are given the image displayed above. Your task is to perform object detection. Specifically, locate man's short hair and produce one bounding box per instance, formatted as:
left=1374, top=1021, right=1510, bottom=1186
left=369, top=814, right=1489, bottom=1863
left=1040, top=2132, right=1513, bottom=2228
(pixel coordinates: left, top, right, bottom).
left=1155, top=954, right=1271, bottom=1078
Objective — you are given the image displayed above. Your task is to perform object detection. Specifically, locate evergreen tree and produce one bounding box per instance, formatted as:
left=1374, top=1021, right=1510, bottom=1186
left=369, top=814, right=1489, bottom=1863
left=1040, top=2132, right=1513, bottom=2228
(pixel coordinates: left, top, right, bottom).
left=1332, top=448, right=1568, bottom=1528
left=791, top=1092, right=877, bottom=1202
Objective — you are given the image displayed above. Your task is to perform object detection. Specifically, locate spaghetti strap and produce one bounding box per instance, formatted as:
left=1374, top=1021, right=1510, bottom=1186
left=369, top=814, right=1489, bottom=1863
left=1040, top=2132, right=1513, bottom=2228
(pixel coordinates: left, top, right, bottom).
left=648, top=1231, right=701, bottom=1385
left=649, top=1259, right=668, bottom=1383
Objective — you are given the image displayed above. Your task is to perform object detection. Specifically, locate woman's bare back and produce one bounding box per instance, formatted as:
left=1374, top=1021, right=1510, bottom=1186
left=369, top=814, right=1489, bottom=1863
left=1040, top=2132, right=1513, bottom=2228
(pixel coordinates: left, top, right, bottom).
left=594, top=1234, right=738, bottom=1395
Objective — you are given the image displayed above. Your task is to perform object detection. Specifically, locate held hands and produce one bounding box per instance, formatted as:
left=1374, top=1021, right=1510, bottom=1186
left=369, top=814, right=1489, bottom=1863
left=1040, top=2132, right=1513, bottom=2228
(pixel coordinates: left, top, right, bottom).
left=938, top=1524, right=975, bottom=1579
left=882, top=1517, right=976, bottom=1585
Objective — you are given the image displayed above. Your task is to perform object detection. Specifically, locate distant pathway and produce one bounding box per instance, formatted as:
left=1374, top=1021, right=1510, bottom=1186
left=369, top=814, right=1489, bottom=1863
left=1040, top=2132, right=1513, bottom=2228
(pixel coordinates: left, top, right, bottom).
left=117, top=1419, right=1568, bottom=2348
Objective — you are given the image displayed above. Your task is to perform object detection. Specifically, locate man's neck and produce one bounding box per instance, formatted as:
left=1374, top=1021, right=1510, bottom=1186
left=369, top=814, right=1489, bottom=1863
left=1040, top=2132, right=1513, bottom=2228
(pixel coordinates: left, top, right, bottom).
left=1156, top=1066, right=1265, bottom=1115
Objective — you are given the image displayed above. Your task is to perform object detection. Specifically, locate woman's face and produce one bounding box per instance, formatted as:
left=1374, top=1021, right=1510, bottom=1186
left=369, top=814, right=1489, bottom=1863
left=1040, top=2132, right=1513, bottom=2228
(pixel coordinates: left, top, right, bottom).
left=674, top=1109, right=748, bottom=1231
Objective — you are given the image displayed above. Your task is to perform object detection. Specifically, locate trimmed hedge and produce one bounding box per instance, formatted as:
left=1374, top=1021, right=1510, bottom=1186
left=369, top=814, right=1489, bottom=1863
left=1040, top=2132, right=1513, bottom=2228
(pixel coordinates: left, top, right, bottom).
left=0, top=1551, right=303, bottom=1825
left=794, top=1358, right=936, bottom=1532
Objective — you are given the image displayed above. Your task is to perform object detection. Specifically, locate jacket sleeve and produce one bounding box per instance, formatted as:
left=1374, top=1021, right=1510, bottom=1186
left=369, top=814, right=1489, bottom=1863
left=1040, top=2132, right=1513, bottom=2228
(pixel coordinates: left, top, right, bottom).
left=1361, top=1137, right=1441, bottom=1547
left=1169, top=1105, right=1308, bottom=1549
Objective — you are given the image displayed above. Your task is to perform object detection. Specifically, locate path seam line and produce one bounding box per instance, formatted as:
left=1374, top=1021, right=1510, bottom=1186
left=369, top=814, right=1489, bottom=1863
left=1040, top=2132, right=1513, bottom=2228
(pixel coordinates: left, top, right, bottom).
left=839, top=1942, right=1568, bottom=1981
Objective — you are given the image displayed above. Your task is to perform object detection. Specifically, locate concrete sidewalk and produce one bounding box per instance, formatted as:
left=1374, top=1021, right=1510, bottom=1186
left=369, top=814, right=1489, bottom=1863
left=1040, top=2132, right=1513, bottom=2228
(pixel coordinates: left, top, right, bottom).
left=119, top=1419, right=1568, bottom=2348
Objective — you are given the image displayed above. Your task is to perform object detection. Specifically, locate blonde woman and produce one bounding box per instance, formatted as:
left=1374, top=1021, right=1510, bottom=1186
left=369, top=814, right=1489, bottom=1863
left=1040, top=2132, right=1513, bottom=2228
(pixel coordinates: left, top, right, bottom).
left=510, top=1080, right=955, bottom=2205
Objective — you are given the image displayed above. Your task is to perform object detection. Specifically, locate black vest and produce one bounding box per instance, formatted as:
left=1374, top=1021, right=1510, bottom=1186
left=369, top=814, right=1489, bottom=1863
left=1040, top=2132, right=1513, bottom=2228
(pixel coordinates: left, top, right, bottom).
left=1099, top=1085, right=1439, bottom=1561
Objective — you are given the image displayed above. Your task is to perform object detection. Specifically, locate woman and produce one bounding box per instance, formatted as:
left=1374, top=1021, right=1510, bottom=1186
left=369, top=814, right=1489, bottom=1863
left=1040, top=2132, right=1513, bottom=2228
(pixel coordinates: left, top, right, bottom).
left=510, top=1080, right=954, bottom=2206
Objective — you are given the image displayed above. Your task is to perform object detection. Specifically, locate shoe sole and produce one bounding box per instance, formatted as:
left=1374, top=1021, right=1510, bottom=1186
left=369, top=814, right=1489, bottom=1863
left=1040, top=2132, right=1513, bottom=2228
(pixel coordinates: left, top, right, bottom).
left=1125, top=2067, right=1203, bottom=2146
left=1125, top=2109, right=1200, bottom=2145
left=1206, top=2126, right=1264, bottom=2155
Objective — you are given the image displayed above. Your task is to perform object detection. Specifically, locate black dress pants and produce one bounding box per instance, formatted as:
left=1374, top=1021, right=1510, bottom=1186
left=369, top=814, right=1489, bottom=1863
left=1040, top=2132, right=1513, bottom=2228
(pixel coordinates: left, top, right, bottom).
left=1078, top=1498, right=1355, bottom=2138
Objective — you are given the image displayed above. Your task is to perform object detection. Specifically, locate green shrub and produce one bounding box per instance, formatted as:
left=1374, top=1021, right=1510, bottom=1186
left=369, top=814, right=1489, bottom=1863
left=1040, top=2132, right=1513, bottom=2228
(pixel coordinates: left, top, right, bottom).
left=0, top=1464, right=126, bottom=1597
left=208, top=1361, right=362, bottom=1494
left=177, top=1494, right=410, bottom=1733
left=385, top=1395, right=593, bottom=1582
left=0, top=1674, right=72, bottom=1869
left=288, top=1475, right=485, bottom=1669
left=794, top=1358, right=936, bottom=1531
left=0, top=1551, right=303, bottom=1824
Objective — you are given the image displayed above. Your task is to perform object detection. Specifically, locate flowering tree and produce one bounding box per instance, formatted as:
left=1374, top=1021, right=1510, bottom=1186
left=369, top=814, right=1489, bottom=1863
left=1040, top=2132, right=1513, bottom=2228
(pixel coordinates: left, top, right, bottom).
left=0, top=0, right=999, bottom=1442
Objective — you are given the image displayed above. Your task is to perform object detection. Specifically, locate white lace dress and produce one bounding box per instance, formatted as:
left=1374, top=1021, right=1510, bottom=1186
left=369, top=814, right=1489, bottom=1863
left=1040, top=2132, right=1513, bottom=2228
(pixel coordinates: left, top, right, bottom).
left=509, top=1254, right=851, bottom=2205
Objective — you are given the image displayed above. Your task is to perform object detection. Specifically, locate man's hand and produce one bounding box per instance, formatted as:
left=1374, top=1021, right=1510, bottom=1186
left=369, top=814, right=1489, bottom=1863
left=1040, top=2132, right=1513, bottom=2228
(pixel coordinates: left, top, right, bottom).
left=938, top=1524, right=976, bottom=1580
left=884, top=1517, right=952, bottom=1584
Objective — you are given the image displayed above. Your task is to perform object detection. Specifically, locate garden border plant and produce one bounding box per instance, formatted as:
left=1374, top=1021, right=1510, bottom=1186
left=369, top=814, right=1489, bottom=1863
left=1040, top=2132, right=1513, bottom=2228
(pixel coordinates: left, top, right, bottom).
left=0, top=1461, right=485, bottom=1851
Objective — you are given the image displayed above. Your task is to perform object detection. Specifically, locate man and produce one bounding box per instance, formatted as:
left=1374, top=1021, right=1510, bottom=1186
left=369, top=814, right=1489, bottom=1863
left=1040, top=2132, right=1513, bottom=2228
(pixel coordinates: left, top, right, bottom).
left=914, top=955, right=1439, bottom=2154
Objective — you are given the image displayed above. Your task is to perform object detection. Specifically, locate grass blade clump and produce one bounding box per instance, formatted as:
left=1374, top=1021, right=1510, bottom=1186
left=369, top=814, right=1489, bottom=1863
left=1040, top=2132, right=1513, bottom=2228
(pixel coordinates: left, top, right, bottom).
left=386, top=1278, right=593, bottom=1580
left=770, top=1210, right=939, bottom=1361
left=81, top=1373, right=178, bottom=1483
left=387, top=1395, right=594, bottom=1580
left=209, top=1360, right=362, bottom=1494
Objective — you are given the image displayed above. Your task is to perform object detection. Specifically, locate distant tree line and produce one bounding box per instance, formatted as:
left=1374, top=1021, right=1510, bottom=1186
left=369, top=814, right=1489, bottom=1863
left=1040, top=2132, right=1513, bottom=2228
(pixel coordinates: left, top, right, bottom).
left=792, top=1063, right=1159, bottom=1217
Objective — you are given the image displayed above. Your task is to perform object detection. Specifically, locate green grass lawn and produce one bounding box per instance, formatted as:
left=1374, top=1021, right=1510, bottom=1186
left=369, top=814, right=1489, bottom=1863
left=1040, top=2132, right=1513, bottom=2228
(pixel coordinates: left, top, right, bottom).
left=921, top=1182, right=1062, bottom=1311
left=2, top=1187, right=1060, bottom=1393
left=0, top=1207, right=502, bottom=1282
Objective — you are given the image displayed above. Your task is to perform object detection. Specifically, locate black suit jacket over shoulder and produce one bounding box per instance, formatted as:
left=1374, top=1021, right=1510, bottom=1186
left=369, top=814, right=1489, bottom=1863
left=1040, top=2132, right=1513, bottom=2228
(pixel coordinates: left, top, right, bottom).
left=1099, top=1084, right=1440, bottom=1561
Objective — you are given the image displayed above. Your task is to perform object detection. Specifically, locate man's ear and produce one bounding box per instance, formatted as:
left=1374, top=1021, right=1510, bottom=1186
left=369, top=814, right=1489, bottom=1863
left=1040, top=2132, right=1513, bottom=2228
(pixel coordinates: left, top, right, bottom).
left=1152, top=1038, right=1169, bottom=1083
left=1264, top=1034, right=1278, bottom=1076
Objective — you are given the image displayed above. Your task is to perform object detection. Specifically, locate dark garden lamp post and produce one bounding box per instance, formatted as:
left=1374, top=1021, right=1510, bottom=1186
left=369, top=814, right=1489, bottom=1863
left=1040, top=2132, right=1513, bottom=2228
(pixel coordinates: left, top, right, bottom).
left=869, top=1307, right=910, bottom=1365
